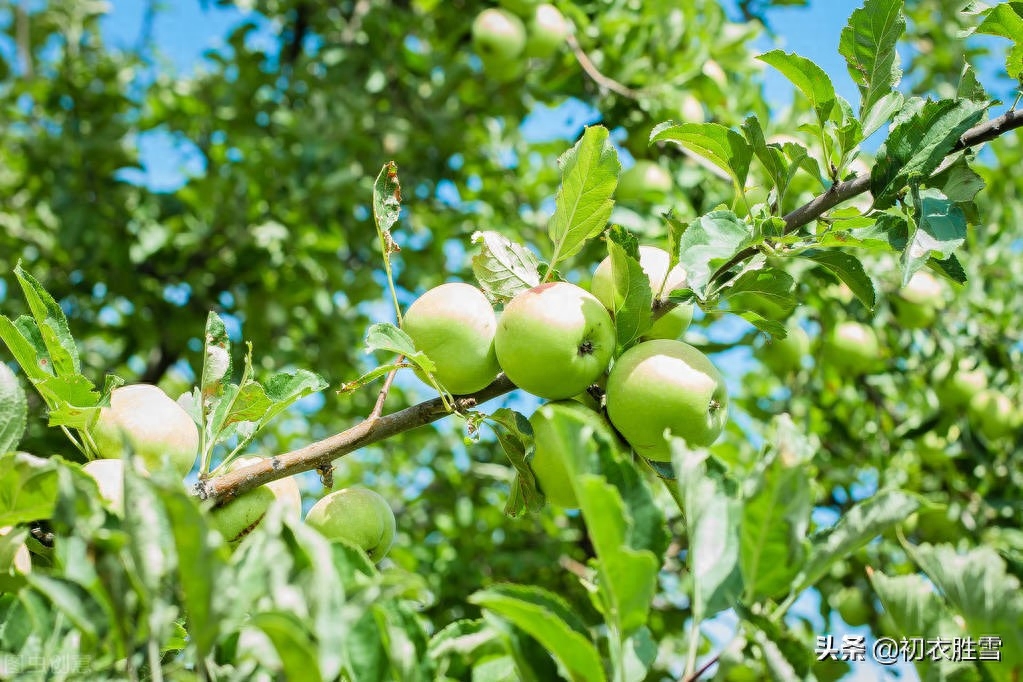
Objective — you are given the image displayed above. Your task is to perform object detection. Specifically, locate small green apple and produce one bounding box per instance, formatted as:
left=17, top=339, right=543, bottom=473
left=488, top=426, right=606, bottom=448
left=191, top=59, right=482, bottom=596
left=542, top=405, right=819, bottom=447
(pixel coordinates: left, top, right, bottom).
left=305, top=488, right=396, bottom=562
left=91, top=384, right=199, bottom=478
left=605, top=339, right=728, bottom=460
left=755, top=324, right=810, bottom=375
left=617, top=160, right=672, bottom=203
left=528, top=401, right=615, bottom=508
left=210, top=456, right=303, bottom=546
left=590, top=245, right=694, bottom=340
left=832, top=587, right=871, bottom=627
left=524, top=4, right=569, bottom=58
left=472, top=9, right=526, bottom=64
left=495, top=282, right=615, bottom=400
left=821, top=322, right=881, bottom=375
left=892, top=271, right=942, bottom=329
left=402, top=282, right=500, bottom=394
left=969, top=389, right=1017, bottom=441
left=83, top=458, right=127, bottom=512
left=936, top=363, right=987, bottom=407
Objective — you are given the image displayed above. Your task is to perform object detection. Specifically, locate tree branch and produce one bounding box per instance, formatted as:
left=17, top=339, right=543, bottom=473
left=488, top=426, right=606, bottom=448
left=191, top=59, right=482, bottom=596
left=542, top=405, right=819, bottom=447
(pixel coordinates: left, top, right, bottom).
left=566, top=33, right=642, bottom=100
left=199, top=375, right=516, bottom=505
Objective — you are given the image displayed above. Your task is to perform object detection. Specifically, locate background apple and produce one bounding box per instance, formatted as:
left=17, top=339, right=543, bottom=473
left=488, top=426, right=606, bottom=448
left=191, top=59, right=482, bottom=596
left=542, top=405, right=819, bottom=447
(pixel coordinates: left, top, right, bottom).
left=305, top=487, right=396, bottom=562
left=936, top=362, right=988, bottom=407
left=616, top=160, right=672, bottom=203
left=472, top=9, right=526, bottom=65
left=605, top=339, right=728, bottom=460
left=821, top=322, right=881, bottom=375
left=495, top=282, right=615, bottom=400
left=755, top=323, right=810, bottom=375
left=831, top=586, right=872, bottom=626
left=83, top=458, right=127, bottom=512
left=524, top=4, right=569, bottom=58
left=402, top=282, right=500, bottom=394
left=590, top=245, right=694, bottom=340
left=91, top=384, right=199, bottom=478
left=892, top=270, right=943, bottom=329
left=969, top=389, right=1017, bottom=441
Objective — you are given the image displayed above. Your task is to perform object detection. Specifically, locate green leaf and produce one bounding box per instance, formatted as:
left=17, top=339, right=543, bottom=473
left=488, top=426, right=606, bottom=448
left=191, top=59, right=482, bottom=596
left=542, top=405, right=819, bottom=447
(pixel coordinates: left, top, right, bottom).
left=13, top=264, right=80, bottom=376
left=859, top=91, right=905, bottom=140
left=671, top=210, right=755, bottom=299
left=23, top=573, right=107, bottom=647
left=469, top=584, right=606, bottom=682
left=740, top=416, right=813, bottom=602
left=0, top=452, right=58, bottom=526
left=758, top=50, right=837, bottom=126
left=487, top=408, right=544, bottom=516
left=604, top=239, right=652, bottom=349
left=0, top=316, right=54, bottom=386
left=262, top=369, right=328, bottom=416
left=975, top=2, right=1023, bottom=79
left=547, top=126, right=620, bottom=267
left=957, top=63, right=989, bottom=103
left=741, top=608, right=814, bottom=680
left=201, top=311, right=232, bottom=399
left=796, top=249, right=876, bottom=308
left=471, top=231, right=542, bottom=305
left=838, top=0, right=905, bottom=117
left=373, top=161, right=402, bottom=240
left=929, top=253, right=967, bottom=285
left=650, top=122, right=751, bottom=189
left=868, top=570, right=964, bottom=640
left=673, top=442, right=743, bottom=619
left=428, top=618, right=500, bottom=666
left=225, top=380, right=273, bottom=424
left=930, top=156, right=985, bottom=203
left=720, top=267, right=797, bottom=322
left=0, top=363, right=27, bottom=454
left=795, top=490, right=918, bottom=592
left=742, top=115, right=788, bottom=199
left=249, top=611, right=325, bottom=682
left=871, top=99, right=986, bottom=209
left=364, top=322, right=434, bottom=374
left=902, top=189, right=967, bottom=282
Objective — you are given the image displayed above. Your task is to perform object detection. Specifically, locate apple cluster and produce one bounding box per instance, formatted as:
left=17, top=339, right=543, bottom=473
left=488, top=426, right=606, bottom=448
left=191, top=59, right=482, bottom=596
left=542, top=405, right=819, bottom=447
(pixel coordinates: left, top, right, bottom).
left=402, top=246, right=730, bottom=507
left=81, top=384, right=396, bottom=561
left=471, top=2, right=570, bottom=82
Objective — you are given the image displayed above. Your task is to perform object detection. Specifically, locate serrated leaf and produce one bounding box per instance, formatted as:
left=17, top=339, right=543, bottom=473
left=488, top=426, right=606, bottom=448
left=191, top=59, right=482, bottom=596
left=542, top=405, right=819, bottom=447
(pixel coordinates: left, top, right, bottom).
left=741, top=608, right=814, bottom=680
left=225, top=380, right=273, bottom=424
left=650, top=122, right=751, bottom=189
left=871, top=99, right=986, bottom=209
left=673, top=442, right=743, bottom=620
left=14, top=264, right=80, bottom=376
left=838, top=0, right=905, bottom=117
left=672, top=210, right=755, bottom=298
left=929, top=253, right=967, bottom=284
left=250, top=611, right=325, bottom=682
left=0, top=316, right=53, bottom=385
left=797, top=249, right=876, bottom=308
left=859, top=91, right=905, bottom=140
left=664, top=211, right=687, bottom=270
left=975, top=2, right=1023, bottom=79
left=0, top=452, right=58, bottom=525
left=373, top=161, right=402, bottom=240
left=364, top=322, right=434, bottom=373
left=957, top=63, right=988, bottom=102
left=0, top=363, right=27, bottom=454
left=795, top=490, right=918, bottom=592
left=604, top=240, right=652, bottom=349
left=488, top=408, right=544, bottom=516
left=930, top=156, right=985, bottom=202
left=201, top=312, right=232, bottom=398
left=721, top=268, right=797, bottom=321
left=428, top=618, right=498, bottom=664
left=469, top=584, right=606, bottom=682
left=742, top=115, right=788, bottom=199
left=758, top=50, right=837, bottom=126
left=869, top=570, right=964, bottom=640
left=740, top=416, right=813, bottom=601
left=902, top=189, right=967, bottom=282
left=547, top=126, right=620, bottom=267
left=471, top=231, right=541, bottom=305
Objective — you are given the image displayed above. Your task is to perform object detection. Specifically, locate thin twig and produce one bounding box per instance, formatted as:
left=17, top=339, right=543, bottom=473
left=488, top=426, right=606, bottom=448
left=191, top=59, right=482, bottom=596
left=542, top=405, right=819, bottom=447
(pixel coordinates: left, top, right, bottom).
left=369, top=360, right=401, bottom=421
left=684, top=651, right=722, bottom=682
left=566, top=33, right=642, bottom=99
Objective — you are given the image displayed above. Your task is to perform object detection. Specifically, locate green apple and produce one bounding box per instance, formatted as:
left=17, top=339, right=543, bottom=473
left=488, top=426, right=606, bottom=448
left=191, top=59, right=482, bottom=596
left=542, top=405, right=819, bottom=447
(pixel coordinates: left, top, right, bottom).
left=528, top=401, right=615, bottom=508
left=590, top=245, right=694, bottom=340
left=495, top=282, right=615, bottom=400
left=936, top=363, right=987, bottom=407
left=969, top=389, right=1017, bottom=441
left=402, top=282, right=500, bottom=394
left=479, top=52, right=526, bottom=83
left=617, top=160, right=672, bottom=203
left=832, top=587, right=871, bottom=627
left=1, top=526, right=31, bottom=575
left=821, top=322, right=881, bottom=375
left=755, top=324, right=810, bottom=375
left=91, top=384, right=199, bottom=478
left=305, top=488, right=396, bottom=562
left=892, top=270, right=942, bottom=329
left=472, top=9, right=526, bottom=64
left=524, top=4, right=569, bottom=58
left=83, top=458, right=127, bottom=512
left=605, top=339, right=728, bottom=460
left=210, top=456, right=303, bottom=546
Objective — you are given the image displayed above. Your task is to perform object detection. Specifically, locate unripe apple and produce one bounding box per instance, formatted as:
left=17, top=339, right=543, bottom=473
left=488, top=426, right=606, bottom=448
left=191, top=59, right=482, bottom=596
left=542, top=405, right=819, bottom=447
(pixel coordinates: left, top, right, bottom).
left=892, top=271, right=942, bottom=329
left=969, top=390, right=1017, bottom=441
left=210, top=456, right=303, bottom=546
left=92, top=384, right=199, bottom=478
left=524, top=4, right=569, bottom=58
left=1, top=526, right=31, bottom=575
left=528, top=401, right=615, bottom=508
left=495, top=282, right=615, bottom=400
left=590, top=245, right=694, bottom=340
left=617, top=160, right=672, bottom=203
left=83, top=458, right=127, bottom=512
left=755, top=324, right=810, bottom=375
left=832, top=586, right=871, bottom=627
left=605, top=339, right=728, bottom=460
left=821, top=322, right=881, bottom=375
left=936, top=364, right=987, bottom=406
left=472, top=9, right=526, bottom=64
left=305, top=488, right=396, bottom=562
left=402, top=283, right=500, bottom=394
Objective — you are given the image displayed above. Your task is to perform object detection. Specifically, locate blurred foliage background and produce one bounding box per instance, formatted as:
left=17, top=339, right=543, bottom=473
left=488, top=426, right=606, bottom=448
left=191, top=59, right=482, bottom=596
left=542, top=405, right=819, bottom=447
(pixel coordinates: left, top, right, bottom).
left=1, top=0, right=1021, bottom=678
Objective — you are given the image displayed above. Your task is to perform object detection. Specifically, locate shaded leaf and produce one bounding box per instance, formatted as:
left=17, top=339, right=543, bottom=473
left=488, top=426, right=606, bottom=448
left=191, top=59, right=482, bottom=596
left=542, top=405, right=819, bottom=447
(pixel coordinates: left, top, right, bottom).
left=604, top=239, right=652, bottom=349
left=488, top=408, right=544, bottom=516
left=0, top=452, right=58, bottom=526
left=0, top=362, right=27, bottom=454
left=975, top=2, right=1023, bottom=79
left=651, top=121, right=751, bottom=188
left=471, top=231, right=542, bottom=305
left=671, top=210, right=755, bottom=299
left=758, top=50, right=837, bottom=125
left=838, top=0, right=905, bottom=117
left=902, top=188, right=967, bottom=282
left=797, top=249, right=876, bottom=308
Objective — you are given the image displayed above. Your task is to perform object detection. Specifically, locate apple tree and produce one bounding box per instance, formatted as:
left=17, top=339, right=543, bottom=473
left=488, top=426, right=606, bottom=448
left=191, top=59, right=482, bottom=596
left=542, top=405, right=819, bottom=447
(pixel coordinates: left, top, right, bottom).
left=1, top=0, right=1022, bottom=680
